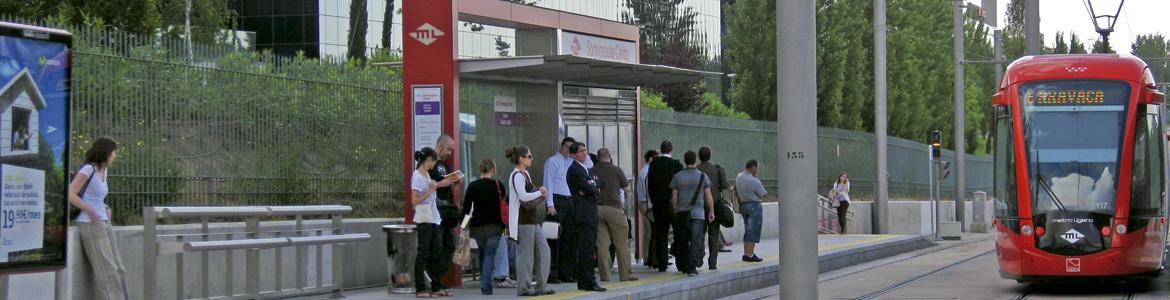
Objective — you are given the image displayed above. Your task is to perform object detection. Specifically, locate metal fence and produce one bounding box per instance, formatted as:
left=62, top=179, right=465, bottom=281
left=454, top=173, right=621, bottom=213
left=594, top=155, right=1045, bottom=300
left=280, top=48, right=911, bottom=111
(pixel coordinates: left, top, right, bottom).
left=58, top=26, right=405, bottom=224
left=641, top=109, right=993, bottom=201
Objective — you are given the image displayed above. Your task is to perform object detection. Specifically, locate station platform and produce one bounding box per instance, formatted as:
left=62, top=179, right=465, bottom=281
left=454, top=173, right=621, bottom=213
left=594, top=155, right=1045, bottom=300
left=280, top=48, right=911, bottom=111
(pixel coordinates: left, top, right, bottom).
left=290, top=234, right=935, bottom=300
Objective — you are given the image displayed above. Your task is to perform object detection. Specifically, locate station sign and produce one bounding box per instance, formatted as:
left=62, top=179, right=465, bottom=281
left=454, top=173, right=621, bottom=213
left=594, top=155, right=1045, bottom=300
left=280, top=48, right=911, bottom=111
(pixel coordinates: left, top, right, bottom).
left=560, top=30, right=637, bottom=64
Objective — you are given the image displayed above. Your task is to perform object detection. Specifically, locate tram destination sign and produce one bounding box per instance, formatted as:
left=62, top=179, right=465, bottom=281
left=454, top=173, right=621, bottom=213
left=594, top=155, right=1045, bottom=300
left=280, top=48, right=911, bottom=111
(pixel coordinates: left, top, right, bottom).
left=1024, top=89, right=1108, bottom=105
left=1021, top=81, right=1130, bottom=106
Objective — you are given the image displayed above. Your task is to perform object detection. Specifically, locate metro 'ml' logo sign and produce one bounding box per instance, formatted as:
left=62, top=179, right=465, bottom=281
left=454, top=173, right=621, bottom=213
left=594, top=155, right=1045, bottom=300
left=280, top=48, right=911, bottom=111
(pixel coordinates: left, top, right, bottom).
left=410, top=23, right=445, bottom=45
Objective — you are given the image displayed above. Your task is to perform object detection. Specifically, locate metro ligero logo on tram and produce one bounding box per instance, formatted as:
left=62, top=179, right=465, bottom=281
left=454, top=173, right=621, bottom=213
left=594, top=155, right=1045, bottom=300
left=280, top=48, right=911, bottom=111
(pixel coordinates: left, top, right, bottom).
left=1061, top=229, right=1084, bottom=244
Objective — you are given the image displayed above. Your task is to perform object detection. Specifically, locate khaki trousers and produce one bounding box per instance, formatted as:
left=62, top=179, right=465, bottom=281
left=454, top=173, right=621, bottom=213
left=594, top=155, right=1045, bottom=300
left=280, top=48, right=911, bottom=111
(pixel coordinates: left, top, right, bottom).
left=596, top=205, right=632, bottom=281
left=78, top=221, right=129, bottom=300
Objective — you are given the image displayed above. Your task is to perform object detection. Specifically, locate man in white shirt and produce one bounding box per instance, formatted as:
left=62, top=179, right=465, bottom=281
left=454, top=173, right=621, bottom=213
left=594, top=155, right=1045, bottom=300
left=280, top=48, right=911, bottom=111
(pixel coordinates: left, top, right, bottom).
left=542, top=137, right=591, bottom=283
left=637, top=150, right=658, bottom=267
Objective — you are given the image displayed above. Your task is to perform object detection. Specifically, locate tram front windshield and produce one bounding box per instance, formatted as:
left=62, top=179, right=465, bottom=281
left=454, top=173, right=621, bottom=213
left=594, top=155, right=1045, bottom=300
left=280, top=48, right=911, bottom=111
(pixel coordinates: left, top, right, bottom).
left=1019, top=80, right=1131, bottom=217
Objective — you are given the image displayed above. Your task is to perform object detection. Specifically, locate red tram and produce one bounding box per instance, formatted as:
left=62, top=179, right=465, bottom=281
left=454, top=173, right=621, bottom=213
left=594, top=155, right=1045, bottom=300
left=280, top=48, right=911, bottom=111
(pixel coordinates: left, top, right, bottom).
left=992, top=54, right=1168, bottom=282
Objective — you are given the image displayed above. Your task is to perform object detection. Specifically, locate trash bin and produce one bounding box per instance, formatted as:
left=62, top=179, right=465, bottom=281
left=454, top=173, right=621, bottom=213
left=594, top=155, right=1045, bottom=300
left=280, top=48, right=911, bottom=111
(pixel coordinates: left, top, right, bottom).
left=383, top=224, right=417, bottom=294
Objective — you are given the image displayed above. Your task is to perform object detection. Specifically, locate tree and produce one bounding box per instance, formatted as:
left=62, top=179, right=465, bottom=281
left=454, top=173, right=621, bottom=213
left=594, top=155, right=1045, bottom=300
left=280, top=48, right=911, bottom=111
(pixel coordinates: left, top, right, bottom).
left=494, top=36, right=511, bottom=56
left=1092, top=39, right=1115, bottom=54
left=723, top=0, right=775, bottom=120
left=347, top=0, right=369, bottom=60
left=1132, top=34, right=1170, bottom=81
left=50, top=0, right=163, bottom=34
left=156, top=0, right=234, bottom=44
left=383, top=0, right=396, bottom=51
left=1002, top=0, right=1026, bottom=60
left=1052, top=32, right=1068, bottom=54
left=623, top=0, right=708, bottom=112
left=1069, top=32, right=1088, bottom=54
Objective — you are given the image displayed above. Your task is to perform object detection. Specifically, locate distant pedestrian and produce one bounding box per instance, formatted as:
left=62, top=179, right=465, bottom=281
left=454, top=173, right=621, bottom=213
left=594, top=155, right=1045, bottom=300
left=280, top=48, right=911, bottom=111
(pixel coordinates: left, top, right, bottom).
left=637, top=150, right=659, bottom=268
left=461, top=159, right=512, bottom=295
left=411, top=147, right=457, bottom=298
left=695, top=146, right=730, bottom=270
left=505, top=145, right=555, bottom=296
left=735, top=160, right=766, bottom=262
left=590, top=148, right=638, bottom=282
left=832, top=172, right=851, bottom=234
left=647, top=141, right=683, bottom=271
left=670, top=151, right=715, bottom=277
left=70, top=137, right=129, bottom=300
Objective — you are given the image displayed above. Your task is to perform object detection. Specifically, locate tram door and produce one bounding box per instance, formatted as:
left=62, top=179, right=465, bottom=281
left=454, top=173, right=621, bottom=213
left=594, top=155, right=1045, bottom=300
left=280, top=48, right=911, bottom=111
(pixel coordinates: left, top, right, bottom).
left=561, top=85, right=637, bottom=207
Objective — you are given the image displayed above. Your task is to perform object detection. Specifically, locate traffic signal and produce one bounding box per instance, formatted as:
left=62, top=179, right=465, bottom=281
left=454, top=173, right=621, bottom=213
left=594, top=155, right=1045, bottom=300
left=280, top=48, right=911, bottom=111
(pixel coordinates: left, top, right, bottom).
left=930, top=130, right=942, bottom=159
left=939, top=160, right=951, bottom=180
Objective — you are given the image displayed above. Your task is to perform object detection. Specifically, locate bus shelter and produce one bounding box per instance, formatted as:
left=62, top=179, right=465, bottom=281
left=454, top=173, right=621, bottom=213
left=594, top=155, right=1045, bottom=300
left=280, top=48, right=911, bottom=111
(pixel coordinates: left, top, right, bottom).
left=402, top=0, right=713, bottom=286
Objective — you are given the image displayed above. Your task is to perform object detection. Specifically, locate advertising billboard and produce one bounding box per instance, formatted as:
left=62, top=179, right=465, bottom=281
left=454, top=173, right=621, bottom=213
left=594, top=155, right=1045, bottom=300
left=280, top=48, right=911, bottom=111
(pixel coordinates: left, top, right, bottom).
left=0, top=22, right=72, bottom=274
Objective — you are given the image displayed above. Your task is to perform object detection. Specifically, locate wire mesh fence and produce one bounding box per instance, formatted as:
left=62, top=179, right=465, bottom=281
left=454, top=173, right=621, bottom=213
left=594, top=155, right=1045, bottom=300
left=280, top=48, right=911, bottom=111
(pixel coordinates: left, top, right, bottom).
left=0, top=18, right=406, bottom=224
left=642, top=109, right=993, bottom=202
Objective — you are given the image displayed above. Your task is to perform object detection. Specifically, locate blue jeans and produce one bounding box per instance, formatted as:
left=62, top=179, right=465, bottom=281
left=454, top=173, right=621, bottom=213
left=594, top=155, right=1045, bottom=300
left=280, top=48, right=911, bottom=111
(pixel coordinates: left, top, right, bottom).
left=741, top=202, right=763, bottom=243
left=689, top=219, right=707, bottom=271
left=471, top=225, right=504, bottom=291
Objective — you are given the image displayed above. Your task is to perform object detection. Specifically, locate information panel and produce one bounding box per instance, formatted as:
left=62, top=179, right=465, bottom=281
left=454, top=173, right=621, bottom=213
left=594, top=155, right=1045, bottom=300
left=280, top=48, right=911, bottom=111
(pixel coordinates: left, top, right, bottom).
left=0, top=22, right=71, bottom=273
left=412, top=85, right=443, bottom=151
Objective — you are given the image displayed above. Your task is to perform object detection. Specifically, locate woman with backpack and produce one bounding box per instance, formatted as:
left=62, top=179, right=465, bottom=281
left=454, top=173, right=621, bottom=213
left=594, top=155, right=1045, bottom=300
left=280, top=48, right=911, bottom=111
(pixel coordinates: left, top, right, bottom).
left=411, top=147, right=457, bottom=298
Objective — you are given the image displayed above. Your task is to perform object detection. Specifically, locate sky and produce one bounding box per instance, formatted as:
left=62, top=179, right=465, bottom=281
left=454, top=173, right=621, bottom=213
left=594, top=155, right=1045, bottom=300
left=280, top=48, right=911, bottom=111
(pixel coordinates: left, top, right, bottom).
left=986, top=0, right=1170, bottom=55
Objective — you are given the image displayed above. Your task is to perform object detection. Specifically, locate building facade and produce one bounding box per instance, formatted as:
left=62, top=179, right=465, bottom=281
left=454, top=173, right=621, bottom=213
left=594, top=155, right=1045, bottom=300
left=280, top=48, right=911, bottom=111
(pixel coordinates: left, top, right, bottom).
left=230, top=0, right=723, bottom=74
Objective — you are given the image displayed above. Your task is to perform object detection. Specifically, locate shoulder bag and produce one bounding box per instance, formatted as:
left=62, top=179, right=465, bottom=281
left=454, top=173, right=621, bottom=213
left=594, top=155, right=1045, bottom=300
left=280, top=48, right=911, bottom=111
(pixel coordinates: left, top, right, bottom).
left=513, top=171, right=546, bottom=225
left=68, top=163, right=97, bottom=221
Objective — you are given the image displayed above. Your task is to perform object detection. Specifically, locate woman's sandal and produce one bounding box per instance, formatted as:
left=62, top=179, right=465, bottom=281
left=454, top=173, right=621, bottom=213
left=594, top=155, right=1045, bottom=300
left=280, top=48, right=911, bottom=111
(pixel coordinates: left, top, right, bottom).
left=433, top=289, right=453, bottom=297
left=415, top=292, right=435, bottom=298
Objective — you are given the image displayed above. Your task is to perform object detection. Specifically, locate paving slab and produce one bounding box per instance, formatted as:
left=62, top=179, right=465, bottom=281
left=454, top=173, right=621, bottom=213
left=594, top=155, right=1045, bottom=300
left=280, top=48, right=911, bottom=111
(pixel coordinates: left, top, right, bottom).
left=287, top=234, right=933, bottom=300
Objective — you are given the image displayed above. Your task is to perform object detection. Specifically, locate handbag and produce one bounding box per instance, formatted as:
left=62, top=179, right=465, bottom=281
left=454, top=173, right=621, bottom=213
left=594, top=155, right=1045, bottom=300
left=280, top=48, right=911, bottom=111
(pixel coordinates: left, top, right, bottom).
left=68, top=163, right=97, bottom=221
left=496, top=180, right=508, bottom=224
left=414, top=201, right=436, bottom=223
left=513, top=171, right=546, bottom=224
left=542, top=221, right=560, bottom=239
left=452, top=212, right=473, bottom=266
left=715, top=199, right=735, bottom=228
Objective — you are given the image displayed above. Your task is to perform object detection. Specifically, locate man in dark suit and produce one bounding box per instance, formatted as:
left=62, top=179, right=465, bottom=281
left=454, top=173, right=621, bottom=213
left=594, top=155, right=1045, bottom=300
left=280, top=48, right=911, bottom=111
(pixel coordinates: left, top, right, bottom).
left=646, top=140, right=683, bottom=271
left=566, top=142, right=606, bottom=292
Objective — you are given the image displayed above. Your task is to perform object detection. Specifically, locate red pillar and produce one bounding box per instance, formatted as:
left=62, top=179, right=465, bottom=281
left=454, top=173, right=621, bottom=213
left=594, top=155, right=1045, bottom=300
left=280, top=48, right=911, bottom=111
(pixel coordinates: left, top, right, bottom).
left=403, top=0, right=462, bottom=287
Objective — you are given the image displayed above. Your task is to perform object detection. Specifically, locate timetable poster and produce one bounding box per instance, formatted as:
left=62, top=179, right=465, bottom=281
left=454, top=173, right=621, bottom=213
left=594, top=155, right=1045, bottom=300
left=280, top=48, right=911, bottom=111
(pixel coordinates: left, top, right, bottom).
left=0, top=22, right=71, bottom=273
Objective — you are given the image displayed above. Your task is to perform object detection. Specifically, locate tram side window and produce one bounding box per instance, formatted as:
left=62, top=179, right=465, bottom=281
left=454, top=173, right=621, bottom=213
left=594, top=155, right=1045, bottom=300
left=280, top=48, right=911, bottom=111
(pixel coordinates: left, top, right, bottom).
left=993, top=106, right=1019, bottom=218
left=1130, top=105, right=1164, bottom=217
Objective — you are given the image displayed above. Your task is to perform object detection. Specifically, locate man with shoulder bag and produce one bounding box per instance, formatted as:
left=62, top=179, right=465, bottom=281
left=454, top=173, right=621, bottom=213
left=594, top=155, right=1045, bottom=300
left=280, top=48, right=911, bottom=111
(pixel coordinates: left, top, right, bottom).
left=695, top=146, right=732, bottom=270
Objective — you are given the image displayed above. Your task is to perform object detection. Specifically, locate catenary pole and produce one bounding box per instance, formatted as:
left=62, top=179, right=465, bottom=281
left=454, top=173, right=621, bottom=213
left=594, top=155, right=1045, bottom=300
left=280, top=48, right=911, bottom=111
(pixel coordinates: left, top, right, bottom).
left=953, top=0, right=967, bottom=231
left=1025, top=0, right=1041, bottom=55
left=778, top=0, right=818, bottom=298
left=874, top=0, right=890, bottom=234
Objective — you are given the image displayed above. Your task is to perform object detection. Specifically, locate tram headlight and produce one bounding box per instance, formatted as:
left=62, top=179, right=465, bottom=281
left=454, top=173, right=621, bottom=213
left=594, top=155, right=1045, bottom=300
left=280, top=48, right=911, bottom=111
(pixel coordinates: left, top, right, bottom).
left=1116, top=224, right=1127, bottom=234
left=1022, top=224, right=1033, bottom=236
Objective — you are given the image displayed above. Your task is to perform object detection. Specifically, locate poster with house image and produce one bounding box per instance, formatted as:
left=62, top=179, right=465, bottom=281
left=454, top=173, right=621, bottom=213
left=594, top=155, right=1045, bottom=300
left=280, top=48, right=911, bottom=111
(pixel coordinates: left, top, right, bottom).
left=1, top=69, right=43, bottom=155
left=0, top=23, right=71, bottom=273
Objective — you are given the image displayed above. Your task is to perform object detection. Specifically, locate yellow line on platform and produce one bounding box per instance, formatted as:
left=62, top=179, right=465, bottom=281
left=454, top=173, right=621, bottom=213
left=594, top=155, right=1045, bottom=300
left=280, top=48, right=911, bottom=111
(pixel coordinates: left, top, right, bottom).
left=817, top=234, right=901, bottom=252
left=529, top=235, right=903, bottom=299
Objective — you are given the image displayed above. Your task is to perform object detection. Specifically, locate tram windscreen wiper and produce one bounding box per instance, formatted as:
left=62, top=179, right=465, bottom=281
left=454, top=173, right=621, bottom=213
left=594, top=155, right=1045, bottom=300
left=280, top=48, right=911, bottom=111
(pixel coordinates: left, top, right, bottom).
left=1035, top=174, right=1067, bottom=211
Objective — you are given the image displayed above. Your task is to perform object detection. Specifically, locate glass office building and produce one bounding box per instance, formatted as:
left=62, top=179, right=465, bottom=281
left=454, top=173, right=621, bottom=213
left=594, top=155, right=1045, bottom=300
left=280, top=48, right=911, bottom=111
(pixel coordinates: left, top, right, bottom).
left=231, top=0, right=722, bottom=72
